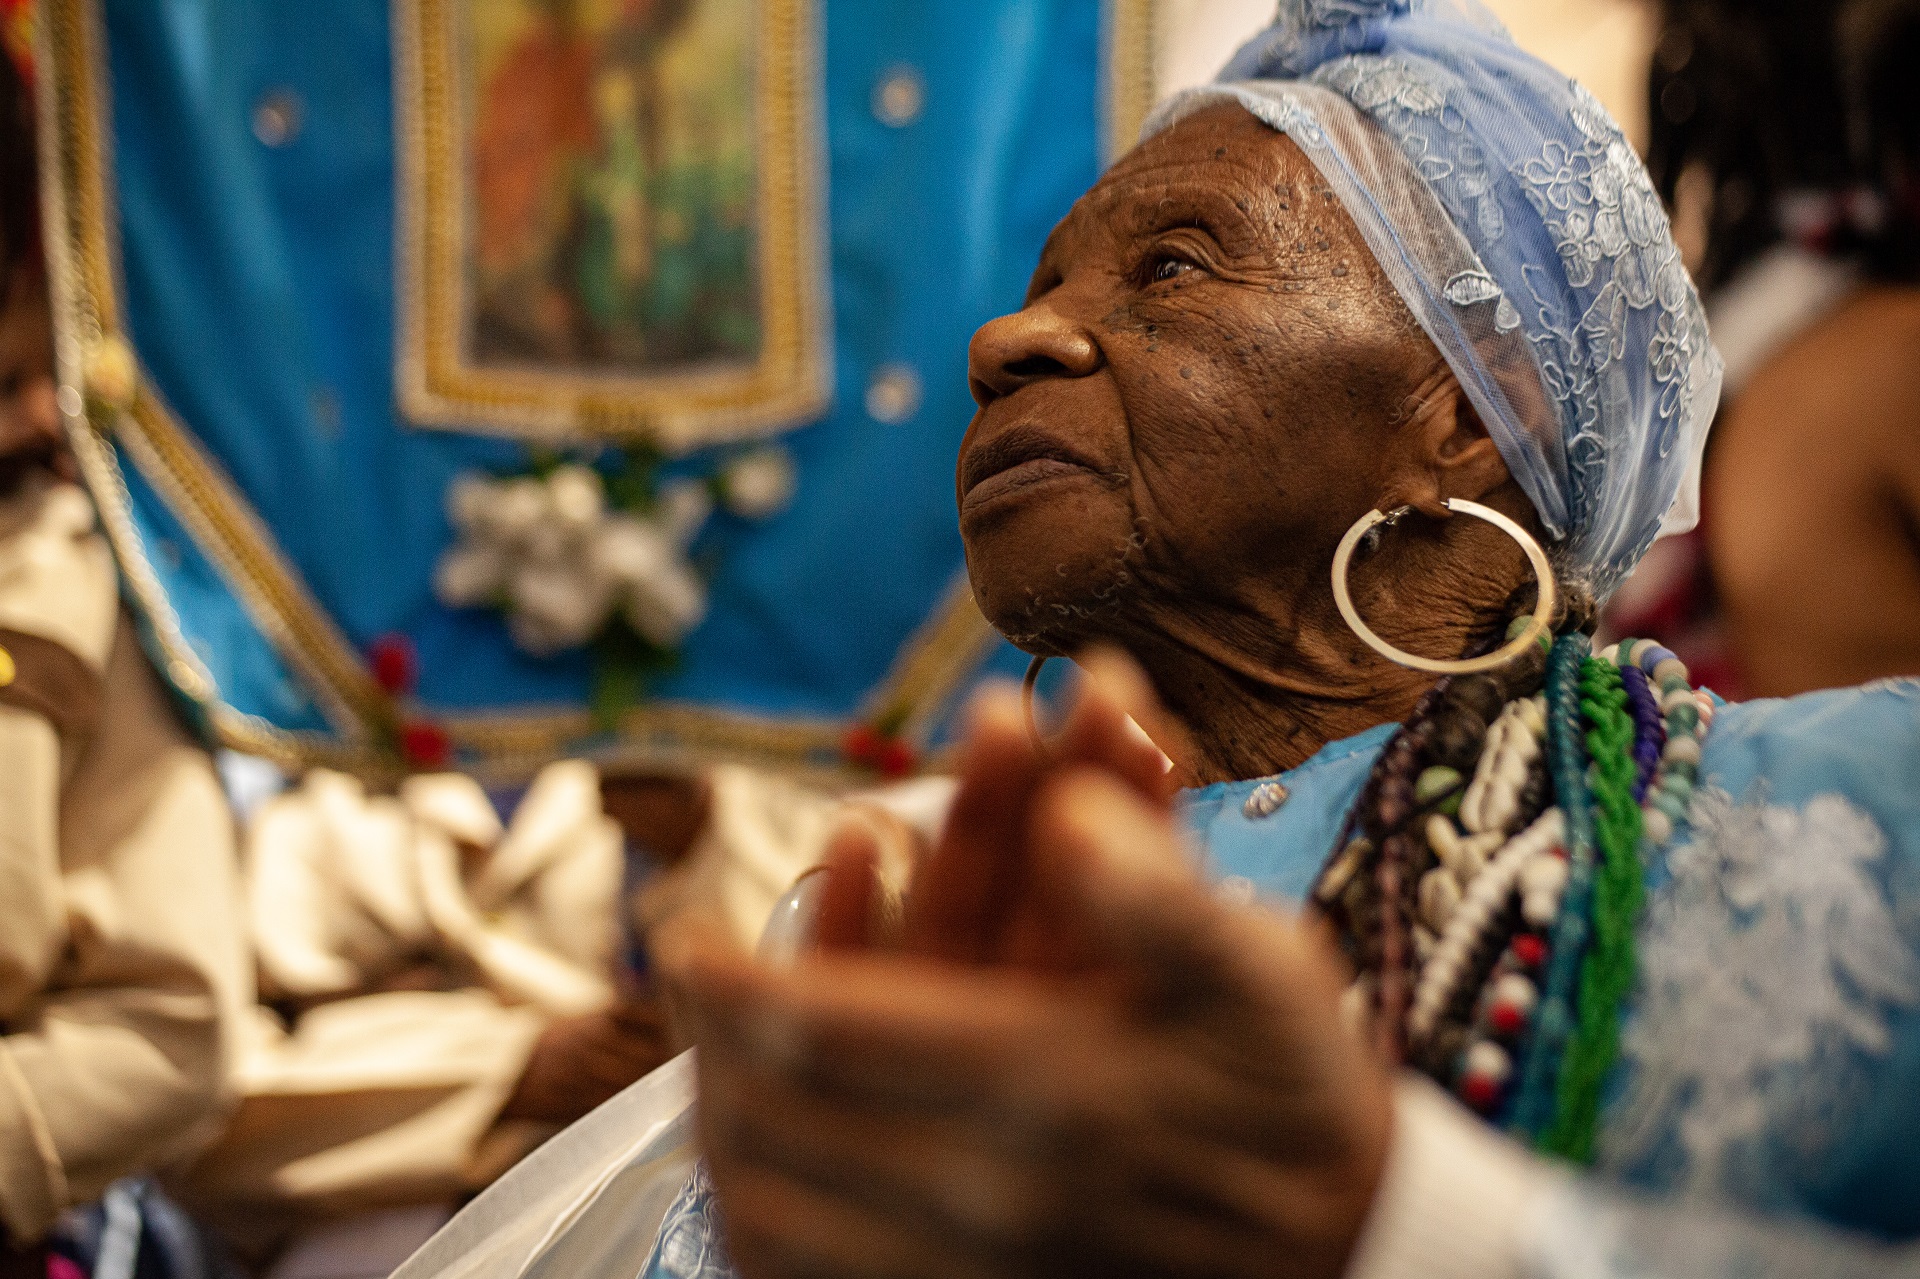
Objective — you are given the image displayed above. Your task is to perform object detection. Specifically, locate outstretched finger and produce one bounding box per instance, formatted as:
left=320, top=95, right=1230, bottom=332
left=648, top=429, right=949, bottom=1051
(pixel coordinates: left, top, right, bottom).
left=900, top=684, right=1041, bottom=963
left=815, top=824, right=883, bottom=953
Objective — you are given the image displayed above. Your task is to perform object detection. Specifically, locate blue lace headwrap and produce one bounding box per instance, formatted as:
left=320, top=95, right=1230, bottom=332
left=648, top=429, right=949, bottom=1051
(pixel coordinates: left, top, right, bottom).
left=1143, top=0, right=1723, bottom=597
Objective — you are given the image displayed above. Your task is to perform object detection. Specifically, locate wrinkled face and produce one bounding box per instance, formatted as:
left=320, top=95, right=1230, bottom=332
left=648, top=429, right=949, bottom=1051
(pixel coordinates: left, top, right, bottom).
left=958, top=103, right=1434, bottom=653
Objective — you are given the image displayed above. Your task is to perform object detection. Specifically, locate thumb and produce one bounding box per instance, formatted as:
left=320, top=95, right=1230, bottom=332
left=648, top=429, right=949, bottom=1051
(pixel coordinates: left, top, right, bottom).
left=1056, top=647, right=1182, bottom=804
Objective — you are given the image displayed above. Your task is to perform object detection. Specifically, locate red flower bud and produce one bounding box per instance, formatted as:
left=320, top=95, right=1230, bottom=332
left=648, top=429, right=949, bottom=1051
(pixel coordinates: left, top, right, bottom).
left=369, top=632, right=419, bottom=697
left=842, top=724, right=883, bottom=765
left=875, top=738, right=918, bottom=779
left=401, top=719, right=453, bottom=770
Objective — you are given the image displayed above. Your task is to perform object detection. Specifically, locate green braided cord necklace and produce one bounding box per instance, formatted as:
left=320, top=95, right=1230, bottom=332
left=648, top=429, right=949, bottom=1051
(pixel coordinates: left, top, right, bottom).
left=1539, top=657, right=1644, bottom=1161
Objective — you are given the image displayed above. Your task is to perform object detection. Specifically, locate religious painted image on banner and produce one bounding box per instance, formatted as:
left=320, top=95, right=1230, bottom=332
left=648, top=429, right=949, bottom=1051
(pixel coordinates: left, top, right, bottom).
left=464, top=0, right=759, bottom=372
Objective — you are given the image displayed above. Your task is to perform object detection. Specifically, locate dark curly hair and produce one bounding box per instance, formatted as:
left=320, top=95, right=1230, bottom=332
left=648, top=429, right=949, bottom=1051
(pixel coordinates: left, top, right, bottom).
left=1855, top=0, right=1920, bottom=278
left=0, top=49, right=35, bottom=281
left=1646, top=0, right=1920, bottom=289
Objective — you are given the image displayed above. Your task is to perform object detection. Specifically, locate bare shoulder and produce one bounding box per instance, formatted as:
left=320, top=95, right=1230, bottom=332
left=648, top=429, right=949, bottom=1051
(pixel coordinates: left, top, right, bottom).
left=1812, top=286, right=1920, bottom=355
left=1733, top=286, right=1920, bottom=448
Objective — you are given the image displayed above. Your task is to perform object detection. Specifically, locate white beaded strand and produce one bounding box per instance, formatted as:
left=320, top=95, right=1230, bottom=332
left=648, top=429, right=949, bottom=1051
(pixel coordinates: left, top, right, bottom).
left=1407, top=807, right=1567, bottom=1046
left=1458, top=695, right=1547, bottom=836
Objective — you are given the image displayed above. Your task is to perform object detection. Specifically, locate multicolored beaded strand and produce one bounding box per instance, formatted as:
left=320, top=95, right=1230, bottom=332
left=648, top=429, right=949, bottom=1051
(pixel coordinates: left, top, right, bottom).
left=1622, top=640, right=1712, bottom=849
left=1507, top=634, right=1597, bottom=1138
left=1458, top=694, right=1548, bottom=838
left=1405, top=658, right=1560, bottom=1102
left=1305, top=603, right=1715, bottom=1137
left=1617, top=660, right=1666, bottom=802
left=1440, top=714, right=1564, bottom=1110
left=1407, top=806, right=1563, bottom=1050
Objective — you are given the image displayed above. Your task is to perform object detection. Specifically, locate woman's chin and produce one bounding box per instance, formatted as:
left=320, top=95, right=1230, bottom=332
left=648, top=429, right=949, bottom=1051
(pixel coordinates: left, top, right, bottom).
left=963, top=537, right=1137, bottom=658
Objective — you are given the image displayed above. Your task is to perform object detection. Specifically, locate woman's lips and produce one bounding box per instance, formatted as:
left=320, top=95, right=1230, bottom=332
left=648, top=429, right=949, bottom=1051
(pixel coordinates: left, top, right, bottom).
left=960, top=424, right=1105, bottom=516
left=961, top=456, right=1098, bottom=515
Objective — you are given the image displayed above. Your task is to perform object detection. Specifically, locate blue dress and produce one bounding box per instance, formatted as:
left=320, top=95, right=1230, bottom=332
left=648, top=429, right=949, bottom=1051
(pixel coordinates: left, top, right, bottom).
left=633, top=679, right=1920, bottom=1276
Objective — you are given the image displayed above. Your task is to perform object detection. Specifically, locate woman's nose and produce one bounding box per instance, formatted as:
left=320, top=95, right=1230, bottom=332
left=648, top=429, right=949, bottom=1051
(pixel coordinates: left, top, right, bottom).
left=967, top=305, right=1102, bottom=408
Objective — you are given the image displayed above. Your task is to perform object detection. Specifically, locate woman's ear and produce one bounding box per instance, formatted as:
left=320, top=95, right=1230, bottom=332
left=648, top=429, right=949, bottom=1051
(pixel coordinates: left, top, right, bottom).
left=1375, top=371, right=1511, bottom=517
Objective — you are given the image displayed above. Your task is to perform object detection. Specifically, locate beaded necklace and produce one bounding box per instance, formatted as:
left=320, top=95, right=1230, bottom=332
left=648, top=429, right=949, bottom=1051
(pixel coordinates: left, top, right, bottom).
left=1538, top=656, right=1642, bottom=1159
left=1312, top=622, right=1713, bottom=1161
left=1619, top=664, right=1665, bottom=801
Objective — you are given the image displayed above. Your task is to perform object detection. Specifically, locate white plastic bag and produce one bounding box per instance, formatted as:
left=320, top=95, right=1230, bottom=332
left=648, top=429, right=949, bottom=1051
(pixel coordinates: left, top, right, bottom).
left=390, top=1053, right=699, bottom=1279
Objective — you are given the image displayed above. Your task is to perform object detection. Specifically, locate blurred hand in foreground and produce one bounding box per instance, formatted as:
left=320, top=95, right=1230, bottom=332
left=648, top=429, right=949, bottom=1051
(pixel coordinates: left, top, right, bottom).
left=661, top=652, right=1392, bottom=1279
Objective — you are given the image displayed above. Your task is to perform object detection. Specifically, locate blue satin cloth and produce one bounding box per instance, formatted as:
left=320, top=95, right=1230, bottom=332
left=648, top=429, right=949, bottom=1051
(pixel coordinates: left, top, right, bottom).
left=639, top=679, right=1920, bottom=1274
left=100, top=0, right=1113, bottom=741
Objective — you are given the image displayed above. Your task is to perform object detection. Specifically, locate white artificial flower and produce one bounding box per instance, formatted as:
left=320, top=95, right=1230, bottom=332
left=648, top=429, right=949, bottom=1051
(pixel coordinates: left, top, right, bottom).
left=721, top=447, right=797, bottom=520
left=445, top=472, right=497, bottom=535
left=490, top=476, right=551, bottom=544
left=591, top=514, right=674, bottom=588
left=509, top=562, right=613, bottom=655
left=436, top=456, right=735, bottom=659
left=433, top=542, right=509, bottom=608
left=656, top=478, right=715, bottom=547
left=625, top=560, right=708, bottom=648
left=519, top=515, right=580, bottom=568
left=546, top=464, right=606, bottom=532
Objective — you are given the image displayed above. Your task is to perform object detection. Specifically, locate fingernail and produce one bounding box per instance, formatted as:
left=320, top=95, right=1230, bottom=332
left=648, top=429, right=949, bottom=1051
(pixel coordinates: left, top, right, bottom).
left=966, top=682, right=1027, bottom=736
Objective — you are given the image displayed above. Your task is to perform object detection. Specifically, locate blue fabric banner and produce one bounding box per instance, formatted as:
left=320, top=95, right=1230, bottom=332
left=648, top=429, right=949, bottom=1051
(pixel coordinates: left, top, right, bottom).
left=59, top=0, right=1143, bottom=775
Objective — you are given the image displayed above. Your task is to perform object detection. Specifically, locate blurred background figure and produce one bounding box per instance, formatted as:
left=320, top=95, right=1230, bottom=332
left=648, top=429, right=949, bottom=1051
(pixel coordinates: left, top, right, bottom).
left=0, top=45, right=250, bottom=1279
left=1607, top=0, right=1920, bottom=697
left=169, top=760, right=671, bottom=1275
left=0, top=23, right=669, bottom=1279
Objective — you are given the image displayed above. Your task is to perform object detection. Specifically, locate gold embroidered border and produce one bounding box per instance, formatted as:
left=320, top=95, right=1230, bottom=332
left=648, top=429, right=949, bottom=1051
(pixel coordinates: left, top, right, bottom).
left=442, top=572, right=998, bottom=788
left=67, top=400, right=379, bottom=775
left=37, top=0, right=393, bottom=776
left=35, top=0, right=1145, bottom=783
left=1104, top=0, right=1160, bottom=162
left=394, top=0, right=833, bottom=451
left=38, top=0, right=390, bottom=757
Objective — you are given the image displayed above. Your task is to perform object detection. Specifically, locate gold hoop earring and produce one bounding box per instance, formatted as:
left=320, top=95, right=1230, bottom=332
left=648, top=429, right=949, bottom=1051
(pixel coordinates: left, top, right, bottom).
left=1022, top=655, right=1049, bottom=754
left=1331, top=499, right=1556, bottom=675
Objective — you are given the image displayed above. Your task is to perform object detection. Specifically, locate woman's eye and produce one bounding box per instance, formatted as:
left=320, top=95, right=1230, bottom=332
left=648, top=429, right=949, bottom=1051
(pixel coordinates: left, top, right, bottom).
left=1150, top=257, right=1196, bottom=283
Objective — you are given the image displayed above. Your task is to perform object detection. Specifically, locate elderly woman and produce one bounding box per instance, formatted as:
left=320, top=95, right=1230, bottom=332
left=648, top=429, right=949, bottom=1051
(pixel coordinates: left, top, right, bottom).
left=393, top=4, right=1920, bottom=1279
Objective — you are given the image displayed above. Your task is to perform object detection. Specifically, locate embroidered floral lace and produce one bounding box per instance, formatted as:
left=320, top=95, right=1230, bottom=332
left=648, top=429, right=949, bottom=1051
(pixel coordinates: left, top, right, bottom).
left=1144, top=0, right=1724, bottom=597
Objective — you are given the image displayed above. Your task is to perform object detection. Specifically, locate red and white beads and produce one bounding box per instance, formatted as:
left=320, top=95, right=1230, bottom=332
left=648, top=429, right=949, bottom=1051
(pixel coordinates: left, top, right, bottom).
left=1458, top=1039, right=1514, bottom=1113
left=1456, top=941, right=1547, bottom=1114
